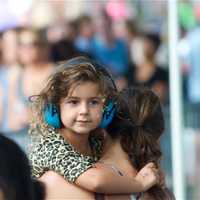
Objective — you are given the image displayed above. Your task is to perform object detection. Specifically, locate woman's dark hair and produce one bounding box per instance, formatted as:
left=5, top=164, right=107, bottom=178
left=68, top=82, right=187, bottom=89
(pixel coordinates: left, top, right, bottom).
left=107, top=87, right=174, bottom=200
left=0, top=134, right=45, bottom=200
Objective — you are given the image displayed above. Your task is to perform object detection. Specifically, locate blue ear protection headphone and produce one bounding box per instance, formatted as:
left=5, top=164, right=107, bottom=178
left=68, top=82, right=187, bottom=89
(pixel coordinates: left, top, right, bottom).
left=43, top=57, right=117, bottom=129
left=44, top=103, right=61, bottom=129
left=99, top=100, right=116, bottom=128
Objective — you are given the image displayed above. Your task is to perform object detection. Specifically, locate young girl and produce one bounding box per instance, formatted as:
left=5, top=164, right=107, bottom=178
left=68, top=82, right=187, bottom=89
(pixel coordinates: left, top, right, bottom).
left=29, top=57, right=160, bottom=195
left=40, top=87, right=174, bottom=200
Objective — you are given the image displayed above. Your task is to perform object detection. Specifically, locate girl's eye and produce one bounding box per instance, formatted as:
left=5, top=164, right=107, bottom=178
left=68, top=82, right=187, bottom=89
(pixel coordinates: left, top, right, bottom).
left=66, top=100, right=78, bottom=105
left=89, top=99, right=101, bottom=106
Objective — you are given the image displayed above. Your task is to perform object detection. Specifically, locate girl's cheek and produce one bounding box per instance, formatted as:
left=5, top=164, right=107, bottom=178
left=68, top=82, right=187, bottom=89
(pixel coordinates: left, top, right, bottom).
left=97, top=113, right=103, bottom=121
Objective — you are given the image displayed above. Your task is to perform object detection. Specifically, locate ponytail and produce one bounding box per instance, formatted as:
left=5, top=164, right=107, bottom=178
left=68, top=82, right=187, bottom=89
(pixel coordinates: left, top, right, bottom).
left=107, top=87, right=174, bottom=200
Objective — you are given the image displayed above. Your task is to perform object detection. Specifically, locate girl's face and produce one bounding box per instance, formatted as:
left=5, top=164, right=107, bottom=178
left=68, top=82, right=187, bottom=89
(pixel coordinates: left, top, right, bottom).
left=60, top=81, right=104, bottom=135
left=18, top=31, right=40, bottom=65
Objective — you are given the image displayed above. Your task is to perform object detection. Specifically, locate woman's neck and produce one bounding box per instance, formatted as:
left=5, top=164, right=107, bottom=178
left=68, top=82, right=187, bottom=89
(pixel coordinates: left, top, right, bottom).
left=101, top=136, right=122, bottom=160
left=60, top=129, right=91, bottom=156
left=101, top=135, right=137, bottom=177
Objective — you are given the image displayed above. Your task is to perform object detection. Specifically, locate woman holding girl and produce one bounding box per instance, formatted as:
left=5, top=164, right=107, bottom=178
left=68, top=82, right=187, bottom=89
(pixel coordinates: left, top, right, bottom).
left=29, top=57, right=161, bottom=198
left=40, top=86, right=174, bottom=200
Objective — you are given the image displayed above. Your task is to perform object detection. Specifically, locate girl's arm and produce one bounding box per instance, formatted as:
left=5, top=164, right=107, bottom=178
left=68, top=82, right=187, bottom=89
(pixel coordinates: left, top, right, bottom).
left=40, top=171, right=132, bottom=200
left=75, top=162, right=159, bottom=194
left=39, top=171, right=94, bottom=200
left=30, top=133, right=158, bottom=194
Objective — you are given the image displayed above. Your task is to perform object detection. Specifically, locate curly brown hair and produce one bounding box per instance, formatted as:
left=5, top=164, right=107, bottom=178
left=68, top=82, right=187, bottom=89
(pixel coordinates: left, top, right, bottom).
left=29, top=56, right=117, bottom=133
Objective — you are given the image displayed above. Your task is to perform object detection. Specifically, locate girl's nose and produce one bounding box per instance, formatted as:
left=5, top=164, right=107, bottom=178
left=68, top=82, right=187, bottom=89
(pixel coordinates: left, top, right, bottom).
left=79, top=102, right=89, bottom=114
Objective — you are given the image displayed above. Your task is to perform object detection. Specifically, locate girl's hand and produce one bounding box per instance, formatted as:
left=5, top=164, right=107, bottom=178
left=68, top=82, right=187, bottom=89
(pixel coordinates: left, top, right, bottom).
left=135, top=162, right=160, bottom=191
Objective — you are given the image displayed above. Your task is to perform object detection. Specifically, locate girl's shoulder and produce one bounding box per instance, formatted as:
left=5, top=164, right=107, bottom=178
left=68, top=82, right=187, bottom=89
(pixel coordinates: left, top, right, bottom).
left=29, top=125, right=96, bottom=160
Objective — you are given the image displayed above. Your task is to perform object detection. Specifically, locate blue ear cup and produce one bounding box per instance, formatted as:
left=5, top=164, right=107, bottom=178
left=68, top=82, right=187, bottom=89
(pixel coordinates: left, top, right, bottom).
left=43, top=103, right=61, bottom=128
left=99, top=101, right=116, bottom=128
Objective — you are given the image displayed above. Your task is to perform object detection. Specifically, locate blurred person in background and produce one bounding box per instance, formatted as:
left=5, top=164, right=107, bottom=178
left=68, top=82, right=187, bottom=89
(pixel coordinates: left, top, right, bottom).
left=91, top=9, right=130, bottom=91
left=48, top=21, right=79, bottom=62
left=0, top=28, right=22, bottom=88
left=17, top=28, right=54, bottom=98
left=74, top=15, right=95, bottom=58
left=0, top=134, right=45, bottom=200
left=179, top=6, right=200, bottom=105
left=0, top=32, right=2, bottom=63
left=127, top=32, right=168, bottom=104
left=0, top=28, right=19, bottom=69
left=0, top=27, right=54, bottom=152
left=0, top=32, right=3, bottom=129
left=178, top=4, right=200, bottom=198
left=0, top=28, right=24, bottom=147
left=0, top=28, right=21, bottom=87
left=124, top=19, right=143, bottom=67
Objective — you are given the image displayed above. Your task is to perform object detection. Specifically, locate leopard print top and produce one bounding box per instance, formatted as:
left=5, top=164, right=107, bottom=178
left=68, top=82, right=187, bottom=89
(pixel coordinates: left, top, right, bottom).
left=29, top=126, right=103, bottom=183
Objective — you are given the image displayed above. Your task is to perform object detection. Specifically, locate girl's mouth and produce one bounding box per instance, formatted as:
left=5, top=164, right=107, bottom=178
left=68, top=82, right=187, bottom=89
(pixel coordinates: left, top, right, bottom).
left=76, top=120, right=91, bottom=123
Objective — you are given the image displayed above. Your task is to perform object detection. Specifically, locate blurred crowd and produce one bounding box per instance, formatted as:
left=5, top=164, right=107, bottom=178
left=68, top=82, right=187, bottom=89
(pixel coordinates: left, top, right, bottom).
left=0, top=9, right=169, bottom=151
left=1, top=1, right=200, bottom=198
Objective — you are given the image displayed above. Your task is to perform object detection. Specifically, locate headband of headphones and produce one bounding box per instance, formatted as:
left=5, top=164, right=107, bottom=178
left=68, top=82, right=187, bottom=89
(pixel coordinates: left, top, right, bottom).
left=56, top=56, right=117, bottom=91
